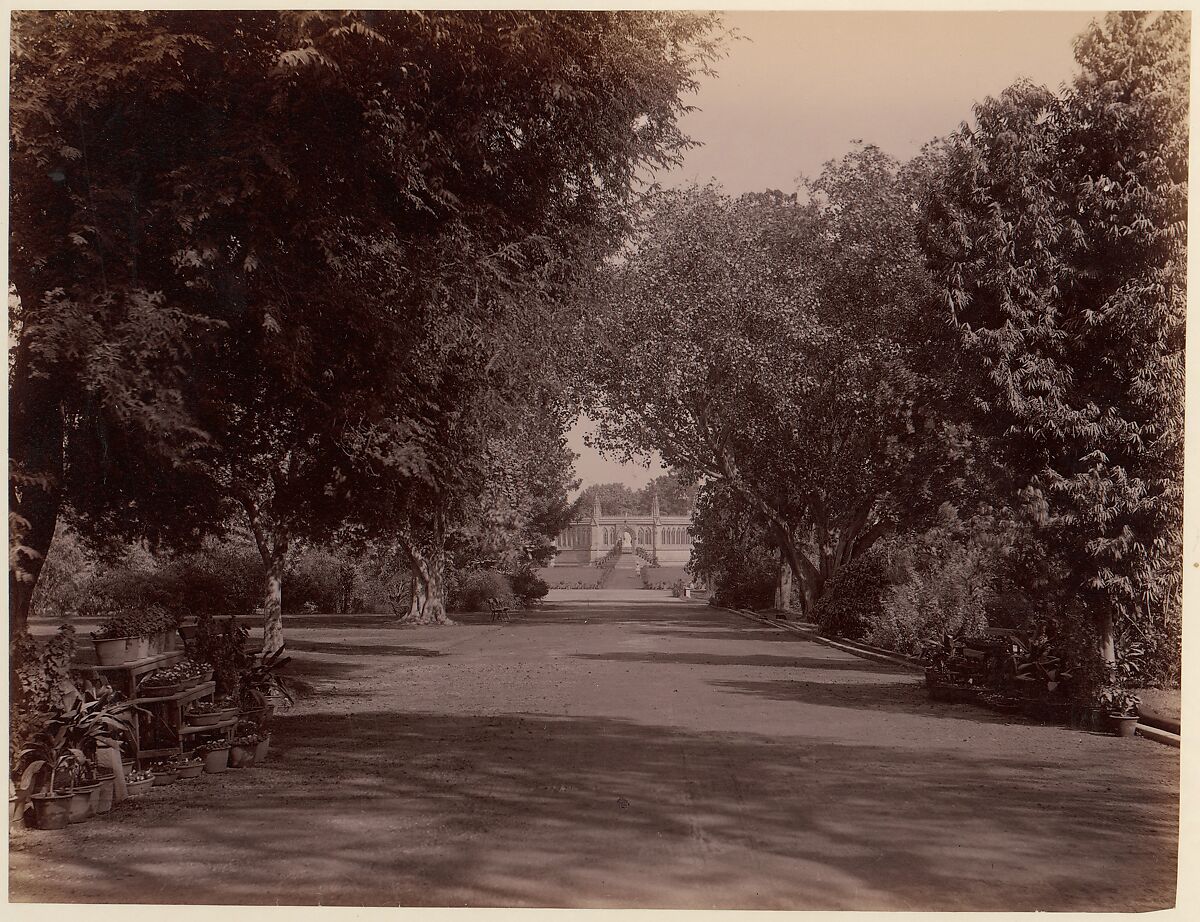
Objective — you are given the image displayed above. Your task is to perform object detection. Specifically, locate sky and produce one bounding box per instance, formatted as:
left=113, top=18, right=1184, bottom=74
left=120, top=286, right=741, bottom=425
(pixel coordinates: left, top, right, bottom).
left=568, top=9, right=1101, bottom=493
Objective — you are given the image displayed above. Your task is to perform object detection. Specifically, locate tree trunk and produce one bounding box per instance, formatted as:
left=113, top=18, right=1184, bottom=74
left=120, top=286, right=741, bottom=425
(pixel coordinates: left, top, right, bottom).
left=397, top=504, right=451, bottom=625
left=771, top=523, right=823, bottom=614
left=240, top=495, right=288, bottom=656
left=1098, top=607, right=1117, bottom=673
left=9, top=359, right=65, bottom=641
left=260, top=545, right=287, bottom=656
left=773, top=549, right=793, bottom=612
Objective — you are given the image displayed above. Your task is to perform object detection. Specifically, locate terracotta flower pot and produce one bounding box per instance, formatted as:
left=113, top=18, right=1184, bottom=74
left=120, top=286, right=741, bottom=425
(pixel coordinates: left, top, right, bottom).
left=125, top=776, right=154, bottom=797
left=187, top=711, right=222, bottom=728
left=66, top=784, right=99, bottom=823
left=152, top=768, right=179, bottom=786
left=31, top=793, right=72, bottom=830
left=202, top=748, right=230, bottom=774
left=1110, top=714, right=1140, bottom=738
left=176, top=760, right=204, bottom=780
left=93, top=773, right=116, bottom=814
left=93, top=636, right=137, bottom=666
left=254, top=734, right=271, bottom=764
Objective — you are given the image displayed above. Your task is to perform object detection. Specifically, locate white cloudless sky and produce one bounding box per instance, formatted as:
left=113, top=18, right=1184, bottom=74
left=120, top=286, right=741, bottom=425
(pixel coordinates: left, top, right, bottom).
left=568, top=9, right=1101, bottom=494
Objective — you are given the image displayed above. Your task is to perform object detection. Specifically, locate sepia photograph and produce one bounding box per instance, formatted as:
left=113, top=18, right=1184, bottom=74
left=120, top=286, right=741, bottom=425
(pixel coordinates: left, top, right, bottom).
left=7, top=5, right=1187, bottom=913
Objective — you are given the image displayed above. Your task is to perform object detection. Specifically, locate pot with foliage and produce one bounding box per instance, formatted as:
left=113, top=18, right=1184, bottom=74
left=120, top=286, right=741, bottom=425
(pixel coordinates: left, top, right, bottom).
left=185, top=701, right=224, bottom=727
left=229, top=733, right=261, bottom=769
left=125, top=768, right=155, bottom=796
left=151, top=762, right=180, bottom=786
left=195, top=740, right=231, bottom=774
left=1100, top=687, right=1141, bottom=738
left=238, top=647, right=294, bottom=729
left=174, top=756, right=204, bottom=780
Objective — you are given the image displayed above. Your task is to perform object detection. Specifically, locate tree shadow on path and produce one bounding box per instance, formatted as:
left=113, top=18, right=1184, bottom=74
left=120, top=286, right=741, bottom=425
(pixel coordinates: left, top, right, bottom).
left=11, top=707, right=1178, bottom=910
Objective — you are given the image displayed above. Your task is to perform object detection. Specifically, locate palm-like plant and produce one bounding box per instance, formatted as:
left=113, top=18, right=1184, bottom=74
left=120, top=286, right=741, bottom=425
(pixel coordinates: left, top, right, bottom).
left=14, top=693, right=140, bottom=801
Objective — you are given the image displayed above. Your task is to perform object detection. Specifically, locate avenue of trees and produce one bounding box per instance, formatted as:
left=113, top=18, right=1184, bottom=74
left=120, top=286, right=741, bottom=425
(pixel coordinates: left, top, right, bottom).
left=10, top=10, right=726, bottom=648
left=8, top=9, right=1184, bottom=699
left=586, top=11, right=1185, bottom=685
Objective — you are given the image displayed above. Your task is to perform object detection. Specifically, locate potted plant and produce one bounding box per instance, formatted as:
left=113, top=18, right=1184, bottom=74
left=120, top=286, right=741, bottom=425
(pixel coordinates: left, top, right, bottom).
left=13, top=729, right=77, bottom=831
left=229, top=733, right=261, bottom=769
left=238, top=647, right=294, bottom=729
left=14, top=692, right=139, bottom=829
left=174, top=756, right=204, bottom=780
left=195, top=740, right=231, bottom=774
left=254, top=731, right=272, bottom=765
left=91, top=762, right=117, bottom=815
left=185, top=701, right=224, bottom=728
left=57, top=762, right=100, bottom=824
left=151, top=761, right=180, bottom=786
left=125, top=768, right=155, bottom=795
left=91, top=615, right=140, bottom=666
left=1100, top=687, right=1141, bottom=738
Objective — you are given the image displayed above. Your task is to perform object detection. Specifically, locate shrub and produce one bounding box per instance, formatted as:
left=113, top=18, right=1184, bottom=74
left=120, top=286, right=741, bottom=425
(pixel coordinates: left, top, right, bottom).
left=868, top=552, right=992, bottom=656
left=812, top=551, right=892, bottom=641
left=450, top=569, right=514, bottom=612
left=510, top=567, right=548, bottom=605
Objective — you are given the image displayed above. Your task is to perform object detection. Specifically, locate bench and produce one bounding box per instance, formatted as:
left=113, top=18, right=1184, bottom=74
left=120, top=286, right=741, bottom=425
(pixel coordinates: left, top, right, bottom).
left=487, top=597, right=512, bottom=623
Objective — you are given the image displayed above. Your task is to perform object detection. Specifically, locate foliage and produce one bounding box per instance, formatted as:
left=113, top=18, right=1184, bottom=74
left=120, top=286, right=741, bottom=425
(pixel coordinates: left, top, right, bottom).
left=690, top=485, right=778, bottom=610
left=923, top=11, right=1186, bottom=672
left=188, top=613, right=251, bottom=700
left=587, top=148, right=972, bottom=614
left=451, top=569, right=515, bottom=613
left=10, top=10, right=727, bottom=647
left=578, top=472, right=697, bottom=517
left=510, top=567, right=550, bottom=606
left=10, top=626, right=77, bottom=760
left=811, top=551, right=893, bottom=642
left=866, top=512, right=998, bottom=655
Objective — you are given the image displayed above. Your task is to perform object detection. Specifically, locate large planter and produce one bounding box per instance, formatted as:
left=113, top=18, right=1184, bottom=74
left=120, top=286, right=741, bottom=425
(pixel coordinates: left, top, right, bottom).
left=152, top=767, right=179, bottom=786
left=93, top=636, right=137, bottom=666
left=1110, top=714, right=1140, bottom=738
left=131, top=635, right=152, bottom=660
left=93, top=772, right=116, bottom=814
left=176, top=759, right=204, bottom=780
left=229, top=744, right=253, bottom=769
left=140, top=681, right=185, bottom=698
left=202, top=747, right=230, bottom=774
left=215, top=706, right=240, bottom=723
left=65, top=783, right=99, bottom=823
left=125, top=776, right=154, bottom=797
left=31, top=793, right=72, bottom=830
left=187, top=710, right=223, bottom=728
left=254, top=734, right=272, bottom=765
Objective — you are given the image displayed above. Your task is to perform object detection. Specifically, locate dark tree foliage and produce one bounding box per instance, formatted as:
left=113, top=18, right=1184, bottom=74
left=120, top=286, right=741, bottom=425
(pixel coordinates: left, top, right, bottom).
left=9, top=11, right=726, bottom=642
left=923, top=11, right=1186, bottom=675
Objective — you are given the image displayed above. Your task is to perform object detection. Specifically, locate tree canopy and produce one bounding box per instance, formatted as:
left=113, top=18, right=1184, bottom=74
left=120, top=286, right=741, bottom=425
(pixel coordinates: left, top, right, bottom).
left=923, top=10, right=1186, bottom=667
left=9, top=10, right=727, bottom=641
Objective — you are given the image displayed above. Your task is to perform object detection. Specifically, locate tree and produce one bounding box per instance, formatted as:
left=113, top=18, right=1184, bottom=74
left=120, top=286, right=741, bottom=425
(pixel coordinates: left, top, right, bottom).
left=923, top=11, right=1186, bottom=674
left=10, top=11, right=727, bottom=646
left=587, top=148, right=969, bottom=612
left=577, top=483, right=642, bottom=516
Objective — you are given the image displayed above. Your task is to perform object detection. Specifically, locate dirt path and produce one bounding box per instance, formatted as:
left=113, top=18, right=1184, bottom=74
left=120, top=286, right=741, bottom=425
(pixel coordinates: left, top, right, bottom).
left=10, top=602, right=1179, bottom=909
